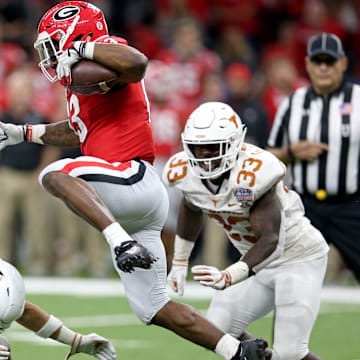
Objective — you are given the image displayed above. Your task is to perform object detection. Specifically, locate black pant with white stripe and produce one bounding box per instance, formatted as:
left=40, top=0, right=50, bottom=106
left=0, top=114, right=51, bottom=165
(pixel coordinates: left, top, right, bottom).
left=301, top=193, right=360, bottom=283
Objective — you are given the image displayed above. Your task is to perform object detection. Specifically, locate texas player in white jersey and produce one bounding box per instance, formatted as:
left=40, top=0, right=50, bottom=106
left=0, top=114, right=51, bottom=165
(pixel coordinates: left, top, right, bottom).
left=0, top=258, right=116, bottom=360
left=0, top=3, right=267, bottom=360
left=163, top=102, right=329, bottom=360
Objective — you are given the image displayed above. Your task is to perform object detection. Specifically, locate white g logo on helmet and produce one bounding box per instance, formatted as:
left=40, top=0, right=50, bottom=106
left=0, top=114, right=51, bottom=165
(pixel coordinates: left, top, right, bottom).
left=182, top=102, right=246, bottom=179
left=0, top=260, right=25, bottom=332
left=53, top=6, right=80, bottom=21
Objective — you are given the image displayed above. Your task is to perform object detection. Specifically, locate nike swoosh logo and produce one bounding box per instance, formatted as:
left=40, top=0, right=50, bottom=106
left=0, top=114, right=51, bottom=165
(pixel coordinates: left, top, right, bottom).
left=228, top=203, right=237, bottom=207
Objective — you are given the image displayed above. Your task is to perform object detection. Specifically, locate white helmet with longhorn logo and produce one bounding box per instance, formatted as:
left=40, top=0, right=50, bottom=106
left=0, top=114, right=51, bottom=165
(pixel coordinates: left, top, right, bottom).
left=181, top=102, right=246, bottom=179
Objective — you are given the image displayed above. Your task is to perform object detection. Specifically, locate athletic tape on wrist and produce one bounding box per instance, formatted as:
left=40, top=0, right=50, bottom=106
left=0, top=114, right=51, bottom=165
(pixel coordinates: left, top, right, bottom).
left=173, top=235, right=195, bottom=262
left=36, top=315, right=62, bottom=338
left=57, top=325, right=78, bottom=346
left=84, top=42, right=95, bottom=60
left=26, top=124, right=45, bottom=144
left=224, top=261, right=249, bottom=285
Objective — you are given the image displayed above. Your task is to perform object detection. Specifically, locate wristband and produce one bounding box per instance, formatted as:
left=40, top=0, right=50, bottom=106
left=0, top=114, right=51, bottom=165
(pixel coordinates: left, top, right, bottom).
left=57, top=325, right=78, bottom=346
left=26, top=124, right=45, bottom=144
left=36, top=315, right=63, bottom=338
left=173, top=235, right=195, bottom=262
left=84, top=42, right=95, bottom=60
left=224, top=261, right=249, bottom=285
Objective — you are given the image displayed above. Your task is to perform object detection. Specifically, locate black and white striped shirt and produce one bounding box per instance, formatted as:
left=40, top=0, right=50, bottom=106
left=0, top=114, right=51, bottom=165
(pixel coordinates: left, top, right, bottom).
left=268, top=81, right=360, bottom=197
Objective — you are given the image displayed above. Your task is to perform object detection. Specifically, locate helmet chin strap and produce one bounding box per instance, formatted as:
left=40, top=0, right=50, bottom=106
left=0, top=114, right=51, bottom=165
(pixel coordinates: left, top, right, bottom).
left=59, top=14, right=80, bottom=51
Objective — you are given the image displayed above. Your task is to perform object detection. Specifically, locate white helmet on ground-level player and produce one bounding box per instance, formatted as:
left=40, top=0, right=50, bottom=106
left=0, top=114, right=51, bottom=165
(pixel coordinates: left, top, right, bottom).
left=0, top=260, right=25, bottom=332
left=181, top=102, right=246, bottom=179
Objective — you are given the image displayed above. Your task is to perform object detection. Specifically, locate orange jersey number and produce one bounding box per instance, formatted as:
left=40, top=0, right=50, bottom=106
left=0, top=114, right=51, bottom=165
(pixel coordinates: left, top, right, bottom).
left=237, top=158, right=263, bottom=187
left=167, top=157, right=188, bottom=183
left=208, top=214, right=257, bottom=243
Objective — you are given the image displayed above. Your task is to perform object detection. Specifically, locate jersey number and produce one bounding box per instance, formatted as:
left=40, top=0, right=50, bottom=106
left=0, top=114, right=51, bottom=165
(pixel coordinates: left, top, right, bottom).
left=167, top=157, right=188, bottom=183
left=208, top=213, right=257, bottom=243
left=237, top=158, right=263, bottom=186
left=69, top=94, right=88, bottom=143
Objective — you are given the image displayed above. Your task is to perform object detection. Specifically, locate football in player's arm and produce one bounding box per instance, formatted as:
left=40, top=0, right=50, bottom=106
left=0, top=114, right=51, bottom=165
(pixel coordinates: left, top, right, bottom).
left=0, top=259, right=116, bottom=360
left=163, top=101, right=329, bottom=360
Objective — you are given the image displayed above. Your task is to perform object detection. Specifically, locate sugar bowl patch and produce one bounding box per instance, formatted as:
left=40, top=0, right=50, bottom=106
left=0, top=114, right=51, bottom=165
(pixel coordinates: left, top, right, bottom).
left=234, top=188, right=253, bottom=208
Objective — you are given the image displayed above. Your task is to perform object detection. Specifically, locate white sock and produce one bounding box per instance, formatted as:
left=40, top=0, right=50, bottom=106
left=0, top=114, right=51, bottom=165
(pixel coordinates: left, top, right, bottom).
left=215, top=334, right=240, bottom=360
left=102, top=222, right=132, bottom=248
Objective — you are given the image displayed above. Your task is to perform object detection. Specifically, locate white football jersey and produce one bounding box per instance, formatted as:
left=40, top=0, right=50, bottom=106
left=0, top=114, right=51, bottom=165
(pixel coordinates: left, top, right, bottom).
left=163, top=143, right=328, bottom=267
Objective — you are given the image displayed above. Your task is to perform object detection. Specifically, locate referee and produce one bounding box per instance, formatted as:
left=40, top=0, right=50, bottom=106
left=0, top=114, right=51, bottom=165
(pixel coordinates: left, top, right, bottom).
left=267, top=32, right=360, bottom=283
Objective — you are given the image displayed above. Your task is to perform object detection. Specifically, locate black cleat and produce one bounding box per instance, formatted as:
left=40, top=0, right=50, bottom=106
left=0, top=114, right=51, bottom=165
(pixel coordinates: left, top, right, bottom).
left=231, top=339, right=268, bottom=360
left=114, top=240, right=157, bottom=273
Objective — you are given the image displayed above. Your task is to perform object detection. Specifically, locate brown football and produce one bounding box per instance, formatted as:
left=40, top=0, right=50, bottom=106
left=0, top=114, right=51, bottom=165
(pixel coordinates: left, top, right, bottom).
left=67, top=59, right=120, bottom=96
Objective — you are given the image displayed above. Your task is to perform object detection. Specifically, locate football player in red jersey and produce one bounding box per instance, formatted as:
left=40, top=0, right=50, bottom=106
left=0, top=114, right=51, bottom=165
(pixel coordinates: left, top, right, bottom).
left=0, top=2, right=267, bottom=359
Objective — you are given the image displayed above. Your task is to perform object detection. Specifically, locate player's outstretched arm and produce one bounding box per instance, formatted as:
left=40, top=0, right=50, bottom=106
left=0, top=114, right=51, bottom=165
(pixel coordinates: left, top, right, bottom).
left=39, top=120, right=80, bottom=147
left=0, top=120, right=80, bottom=150
left=17, top=301, right=116, bottom=360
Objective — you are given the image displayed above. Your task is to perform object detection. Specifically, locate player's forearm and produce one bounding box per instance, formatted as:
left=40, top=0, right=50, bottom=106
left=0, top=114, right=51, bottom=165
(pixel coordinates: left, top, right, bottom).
left=266, top=146, right=292, bottom=164
left=93, top=43, right=148, bottom=83
left=241, top=232, right=279, bottom=271
left=244, top=187, right=282, bottom=270
left=17, top=301, right=51, bottom=333
left=32, top=120, right=80, bottom=147
left=177, top=198, right=204, bottom=242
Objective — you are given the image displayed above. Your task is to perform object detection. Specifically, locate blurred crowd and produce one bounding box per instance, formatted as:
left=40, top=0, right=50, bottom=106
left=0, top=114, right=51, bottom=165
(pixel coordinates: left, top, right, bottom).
left=0, top=0, right=359, bottom=280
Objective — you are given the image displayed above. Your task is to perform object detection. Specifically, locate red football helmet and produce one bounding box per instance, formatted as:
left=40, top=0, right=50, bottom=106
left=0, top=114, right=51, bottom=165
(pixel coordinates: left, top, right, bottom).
left=34, top=1, right=108, bottom=82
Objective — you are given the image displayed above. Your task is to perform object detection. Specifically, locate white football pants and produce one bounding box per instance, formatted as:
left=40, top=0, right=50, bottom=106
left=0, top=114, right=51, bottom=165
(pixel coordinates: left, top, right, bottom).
left=206, top=255, right=327, bottom=360
left=39, top=156, right=171, bottom=324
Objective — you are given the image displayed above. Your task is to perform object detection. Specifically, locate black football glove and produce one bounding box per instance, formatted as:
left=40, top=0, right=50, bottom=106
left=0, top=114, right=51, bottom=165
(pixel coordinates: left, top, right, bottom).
left=232, top=339, right=268, bottom=360
left=114, top=240, right=157, bottom=273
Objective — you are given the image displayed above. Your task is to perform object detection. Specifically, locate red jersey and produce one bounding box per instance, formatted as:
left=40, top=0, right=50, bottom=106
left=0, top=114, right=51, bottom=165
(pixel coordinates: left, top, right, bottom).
left=67, top=36, right=155, bottom=164
left=150, top=99, right=192, bottom=159
left=156, top=47, right=221, bottom=105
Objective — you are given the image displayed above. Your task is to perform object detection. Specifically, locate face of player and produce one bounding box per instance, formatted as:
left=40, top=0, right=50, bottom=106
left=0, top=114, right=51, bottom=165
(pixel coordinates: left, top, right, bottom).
left=306, top=54, right=347, bottom=95
left=192, top=144, right=222, bottom=171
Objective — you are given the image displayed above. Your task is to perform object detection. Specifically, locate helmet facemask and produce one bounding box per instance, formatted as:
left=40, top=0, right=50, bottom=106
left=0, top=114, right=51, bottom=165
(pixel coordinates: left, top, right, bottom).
left=34, top=15, right=80, bottom=82
left=183, top=132, right=245, bottom=179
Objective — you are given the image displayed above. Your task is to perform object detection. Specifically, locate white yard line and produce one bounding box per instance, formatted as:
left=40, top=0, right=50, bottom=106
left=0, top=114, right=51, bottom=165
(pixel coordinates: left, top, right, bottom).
left=6, top=331, right=152, bottom=348
left=23, top=277, right=360, bottom=304
left=7, top=304, right=359, bottom=336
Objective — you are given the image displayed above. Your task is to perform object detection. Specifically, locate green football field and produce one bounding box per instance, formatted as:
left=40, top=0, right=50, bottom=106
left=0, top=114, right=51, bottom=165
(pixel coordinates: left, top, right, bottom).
left=6, top=292, right=360, bottom=360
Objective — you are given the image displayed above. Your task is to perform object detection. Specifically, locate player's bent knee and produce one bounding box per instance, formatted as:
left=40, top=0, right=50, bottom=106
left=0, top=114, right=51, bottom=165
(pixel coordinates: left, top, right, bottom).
left=41, top=172, right=61, bottom=194
left=40, top=171, right=73, bottom=200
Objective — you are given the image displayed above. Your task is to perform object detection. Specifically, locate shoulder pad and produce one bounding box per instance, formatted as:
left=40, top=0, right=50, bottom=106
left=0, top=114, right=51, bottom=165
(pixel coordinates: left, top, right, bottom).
left=162, top=151, right=189, bottom=187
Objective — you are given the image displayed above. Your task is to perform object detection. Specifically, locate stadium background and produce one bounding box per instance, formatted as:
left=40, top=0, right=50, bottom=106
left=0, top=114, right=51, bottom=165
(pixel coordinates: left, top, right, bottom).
left=0, top=0, right=359, bottom=358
